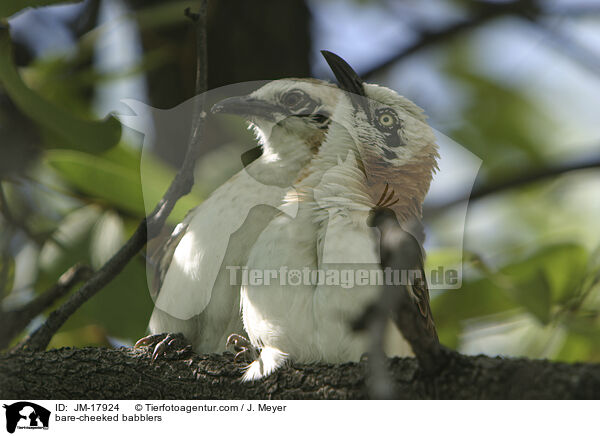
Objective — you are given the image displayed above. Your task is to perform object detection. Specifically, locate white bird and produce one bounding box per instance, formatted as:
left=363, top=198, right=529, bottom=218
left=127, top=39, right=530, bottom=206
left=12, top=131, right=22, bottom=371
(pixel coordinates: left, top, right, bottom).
left=238, top=51, right=439, bottom=381
left=136, top=78, right=343, bottom=357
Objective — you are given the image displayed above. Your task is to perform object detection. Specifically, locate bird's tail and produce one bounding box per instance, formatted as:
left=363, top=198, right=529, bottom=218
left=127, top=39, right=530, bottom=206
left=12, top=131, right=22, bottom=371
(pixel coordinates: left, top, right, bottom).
left=242, top=347, right=288, bottom=382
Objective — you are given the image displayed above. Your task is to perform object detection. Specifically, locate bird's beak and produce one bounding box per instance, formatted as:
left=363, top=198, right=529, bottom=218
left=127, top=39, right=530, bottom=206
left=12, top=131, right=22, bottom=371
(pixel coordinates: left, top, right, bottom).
left=211, top=96, right=279, bottom=122
left=321, top=50, right=365, bottom=97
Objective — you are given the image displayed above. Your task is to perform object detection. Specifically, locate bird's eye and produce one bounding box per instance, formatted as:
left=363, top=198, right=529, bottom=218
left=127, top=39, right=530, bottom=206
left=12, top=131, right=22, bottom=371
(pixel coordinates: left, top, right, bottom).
left=374, top=108, right=404, bottom=147
left=282, top=90, right=307, bottom=109
left=377, top=111, right=396, bottom=128
left=379, top=114, right=393, bottom=126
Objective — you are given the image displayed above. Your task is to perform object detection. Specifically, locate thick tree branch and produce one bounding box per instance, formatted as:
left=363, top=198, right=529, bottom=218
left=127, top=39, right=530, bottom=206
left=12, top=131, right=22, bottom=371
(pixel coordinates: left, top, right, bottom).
left=1, top=347, right=598, bottom=399
left=20, top=0, right=208, bottom=352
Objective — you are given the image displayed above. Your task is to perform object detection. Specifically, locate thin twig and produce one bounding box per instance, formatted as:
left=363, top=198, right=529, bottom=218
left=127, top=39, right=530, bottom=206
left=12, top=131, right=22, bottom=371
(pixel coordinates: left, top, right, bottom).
left=360, top=0, right=600, bottom=80
left=1, top=264, right=93, bottom=351
left=426, top=155, right=600, bottom=215
left=528, top=18, right=600, bottom=78
left=21, top=0, right=209, bottom=352
left=361, top=0, right=539, bottom=79
left=146, top=2, right=208, bottom=238
left=545, top=4, right=600, bottom=18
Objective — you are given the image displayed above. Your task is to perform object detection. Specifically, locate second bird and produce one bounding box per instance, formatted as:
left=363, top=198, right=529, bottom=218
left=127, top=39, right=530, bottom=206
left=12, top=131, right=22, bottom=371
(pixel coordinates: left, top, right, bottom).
left=238, top=51, right=440, bottom=380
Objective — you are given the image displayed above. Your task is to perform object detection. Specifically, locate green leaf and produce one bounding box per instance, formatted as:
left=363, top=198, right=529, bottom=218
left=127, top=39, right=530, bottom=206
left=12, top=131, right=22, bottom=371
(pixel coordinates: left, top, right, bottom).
left=46, top=150, right=145, bottom=216
left=501, top=269, right=552, bottom=324
left=432, top=243, right=589, bottom=346
left=431, top=280, right=520, bottom=348
left=0, top=1, right=82, bottom=18
left=0, top=26, right=121, bottom=153
left=502, top=243, right=589, bottom=307
left=45, top=148, right=203, bottom=223
left=555, top=331, right=600, bottom=363
left=476, top=243, right=587, bottom=324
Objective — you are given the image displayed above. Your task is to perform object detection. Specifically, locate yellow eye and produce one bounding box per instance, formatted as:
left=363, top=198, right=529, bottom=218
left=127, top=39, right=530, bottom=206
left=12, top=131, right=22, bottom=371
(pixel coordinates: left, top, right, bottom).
left=378, top=113, right=395, bottom=127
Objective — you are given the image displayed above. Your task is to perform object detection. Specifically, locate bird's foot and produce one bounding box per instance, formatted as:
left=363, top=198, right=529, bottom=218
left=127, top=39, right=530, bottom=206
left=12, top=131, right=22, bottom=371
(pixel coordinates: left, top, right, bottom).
left=226, top=334, right=258, bottom=363
left=134, top=332, right=192, bottom=363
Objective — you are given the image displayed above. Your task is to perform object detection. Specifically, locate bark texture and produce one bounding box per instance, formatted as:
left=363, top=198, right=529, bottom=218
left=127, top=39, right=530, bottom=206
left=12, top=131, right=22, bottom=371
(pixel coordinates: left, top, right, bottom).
left=1, top=347, right=599, bottom=399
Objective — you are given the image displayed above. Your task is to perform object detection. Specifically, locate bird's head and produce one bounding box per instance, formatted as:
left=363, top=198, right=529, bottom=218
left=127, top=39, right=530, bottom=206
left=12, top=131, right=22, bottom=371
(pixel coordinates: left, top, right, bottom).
left=322, top=51, right=439, bottom=220
left=211, top=79, right=341, bottom=161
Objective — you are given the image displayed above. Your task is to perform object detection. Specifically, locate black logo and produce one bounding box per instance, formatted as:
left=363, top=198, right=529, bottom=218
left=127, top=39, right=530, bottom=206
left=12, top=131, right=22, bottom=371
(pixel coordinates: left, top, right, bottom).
left=2, top=402, right=50, bottom=434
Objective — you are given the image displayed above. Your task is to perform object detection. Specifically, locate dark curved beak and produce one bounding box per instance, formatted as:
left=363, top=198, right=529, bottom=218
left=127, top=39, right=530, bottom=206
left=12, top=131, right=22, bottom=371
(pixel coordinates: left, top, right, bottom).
left=321, top=50, right=366, bottom=97
left=211, top=96, right=279, bottom=122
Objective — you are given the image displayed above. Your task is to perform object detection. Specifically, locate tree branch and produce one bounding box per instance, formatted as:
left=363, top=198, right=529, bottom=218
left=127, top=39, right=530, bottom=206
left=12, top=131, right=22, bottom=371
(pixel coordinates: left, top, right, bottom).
left=360, top=0, right=600, bottom=81
left=426, top=155, right=600, bottom=215
left=1, top=347, right=598, bottom=399
left=20, top=0, right=209, bottom=352
left=0, top=264, right=92, bottom=351
left=527, top=18, right=600, bottom=79
left=361, top=0, right=540, bottom=80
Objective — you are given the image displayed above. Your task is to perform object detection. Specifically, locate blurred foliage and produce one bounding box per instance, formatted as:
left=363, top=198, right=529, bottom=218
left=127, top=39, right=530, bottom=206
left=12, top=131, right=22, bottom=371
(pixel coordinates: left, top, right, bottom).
left=45, top=146, right=202, bottom=221
left=0, top=0, right=79, bottom=18
left=444, top=46, right=552, bottom=181
left=0, top=1, right=200, bottom=348
left=0, top=0, right=598, bottom=366
left=425, top=30, right=600, bottom=362
left=0, top=27, right=121, bottom=153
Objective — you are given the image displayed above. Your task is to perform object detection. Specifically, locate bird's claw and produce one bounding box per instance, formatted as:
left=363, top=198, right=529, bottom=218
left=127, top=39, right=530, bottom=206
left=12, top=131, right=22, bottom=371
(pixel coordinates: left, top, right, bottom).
left=134, top=333, right=162, bottom=348
left=134, top=333, right=192, bottom=363
left=226, top=334, right=258, bottom=363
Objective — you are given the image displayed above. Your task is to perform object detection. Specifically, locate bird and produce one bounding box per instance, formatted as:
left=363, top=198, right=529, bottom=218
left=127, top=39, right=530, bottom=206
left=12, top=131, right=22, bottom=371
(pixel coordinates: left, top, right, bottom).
left=135, top=78, right=343, bottom=358
left=237, top=51, right=439, bottom=381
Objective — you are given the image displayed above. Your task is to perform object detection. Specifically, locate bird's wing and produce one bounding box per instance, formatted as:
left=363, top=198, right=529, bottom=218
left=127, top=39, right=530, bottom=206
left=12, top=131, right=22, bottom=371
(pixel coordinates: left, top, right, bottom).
left=406, top=246, right=438, bottom=341
left=152, top=169, right=298, bottom=321
left=385, top=217, right=438, bottom=342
